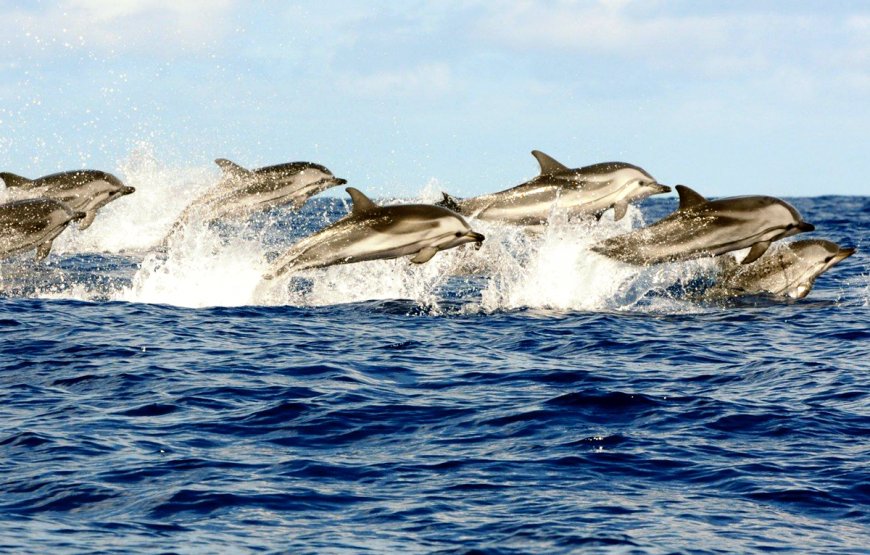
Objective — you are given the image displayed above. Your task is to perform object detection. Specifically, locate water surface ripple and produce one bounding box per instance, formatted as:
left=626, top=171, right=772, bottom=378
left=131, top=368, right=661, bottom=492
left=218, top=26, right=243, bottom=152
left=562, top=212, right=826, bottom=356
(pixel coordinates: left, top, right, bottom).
left=1, top=195, right=868, bottom=554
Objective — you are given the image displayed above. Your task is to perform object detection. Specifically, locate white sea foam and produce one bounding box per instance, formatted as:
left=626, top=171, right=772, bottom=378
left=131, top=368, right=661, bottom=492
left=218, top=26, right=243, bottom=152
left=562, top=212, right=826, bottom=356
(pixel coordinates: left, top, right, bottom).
left=472, top=207, right=715, bottom=313
left=250, top=201, right=714, bottom=313
left=52, top=144, right=218, bottom=254
left=120, top=219, right=268, bottom=308
left=849, top=272, right=870, bottom=307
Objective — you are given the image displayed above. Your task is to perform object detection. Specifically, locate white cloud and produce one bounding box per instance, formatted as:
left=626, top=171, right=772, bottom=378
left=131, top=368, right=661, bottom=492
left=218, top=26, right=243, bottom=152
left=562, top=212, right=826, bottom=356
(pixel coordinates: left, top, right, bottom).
left=0, top=0, right=236, bottom=58
left=847, top=14, right=870, bottom=31
left=67, top=0, right=231, bottom=20
left=478, top=2, right=797, bottom=60
left=343, top=63, right=454, bottom=97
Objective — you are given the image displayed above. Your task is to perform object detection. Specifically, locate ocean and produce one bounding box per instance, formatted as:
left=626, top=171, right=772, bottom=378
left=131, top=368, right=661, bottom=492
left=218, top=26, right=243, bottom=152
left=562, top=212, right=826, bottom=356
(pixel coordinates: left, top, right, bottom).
left=1, top=154, right=868, bottom=554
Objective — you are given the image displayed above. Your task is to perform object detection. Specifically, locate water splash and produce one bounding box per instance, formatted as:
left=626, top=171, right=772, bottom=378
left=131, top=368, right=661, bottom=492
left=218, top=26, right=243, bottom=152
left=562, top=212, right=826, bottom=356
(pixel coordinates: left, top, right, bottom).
left=852, top=271, right=870, bottom=307
left=245, top=202, right=717, bottom=313
left=52, top=143, right=217, bottom=254
left=121, top=219, right=267, bottom=308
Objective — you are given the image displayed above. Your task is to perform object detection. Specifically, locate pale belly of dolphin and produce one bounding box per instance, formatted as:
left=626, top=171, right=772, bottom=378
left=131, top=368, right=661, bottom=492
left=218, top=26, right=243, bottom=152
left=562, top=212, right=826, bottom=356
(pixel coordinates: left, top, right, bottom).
left=746, top=273, right=817, bottom=298
left=600, top=216, right=791, bottom=264
left=271, top=224, right=450, bottom=276
left=559, top=188, right=626, bottom=217
left=78, top=191, right=113, bottom=214
left=715, top=258, right=824, bottom=299
left=204, top=178, right=330, bottom=221
left=470, top=185, right=623, bottom=224
left=13, top=181, right=112, bottom=213
left=0, top=219, right=70, bottom=259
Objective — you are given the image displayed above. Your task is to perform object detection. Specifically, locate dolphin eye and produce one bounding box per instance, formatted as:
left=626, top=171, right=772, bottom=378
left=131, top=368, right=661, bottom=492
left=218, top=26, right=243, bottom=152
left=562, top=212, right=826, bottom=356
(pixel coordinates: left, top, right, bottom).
left=455, top=232, right=463, bottom=237
left=824, top=256, right=834, bottom=263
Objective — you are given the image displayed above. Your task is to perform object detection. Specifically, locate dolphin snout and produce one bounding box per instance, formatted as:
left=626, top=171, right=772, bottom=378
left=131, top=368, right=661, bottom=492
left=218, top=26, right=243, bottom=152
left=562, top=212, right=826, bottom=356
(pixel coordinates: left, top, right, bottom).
left=653, top=183, right=672, bottom=194
left=796, top=222, right=815, bottom=233
left=836, top=247, right=857, bottom=262
left=120, top=186, right=136, bottom=195
left=334, top=178, right=348, bottom=185
left=466, top=231, right=485, bottom=244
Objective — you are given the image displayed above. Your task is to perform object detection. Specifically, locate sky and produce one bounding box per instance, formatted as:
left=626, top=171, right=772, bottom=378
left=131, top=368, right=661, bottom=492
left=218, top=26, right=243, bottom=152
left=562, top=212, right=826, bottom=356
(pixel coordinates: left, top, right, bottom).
left=1, top=0, right=869, bottom=198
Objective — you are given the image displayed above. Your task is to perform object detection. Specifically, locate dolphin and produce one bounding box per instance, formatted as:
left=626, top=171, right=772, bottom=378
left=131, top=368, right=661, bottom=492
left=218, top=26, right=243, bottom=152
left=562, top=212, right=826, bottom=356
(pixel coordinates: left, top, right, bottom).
left=178, top=159, right=346, bottom=224
left=437, top=150, right=670, bottom=225
left=263, top=187, right=485, bottom=279
left=707, top=240, right=857, bottom=299
left=0, top=198, right=86, bottom=261
left=0, top=170, right=135, bottom=230
left=592, top=185, right=815, bottom=265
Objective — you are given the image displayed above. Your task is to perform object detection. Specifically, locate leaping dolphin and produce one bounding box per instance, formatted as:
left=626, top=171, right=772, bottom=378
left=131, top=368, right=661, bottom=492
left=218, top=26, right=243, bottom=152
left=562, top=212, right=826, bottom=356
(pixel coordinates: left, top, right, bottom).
left=436, top=150, right=670, bottom=225
left=591, top=185, right=815, bottom=266
left=707, top=240, right=856, bottom=299
left=0, top=170, right=135, bottom=230
left=179, top=159, right=346, bottom=223
left=262, top=188, right=485, bottom=280
left=0, top=198, right=86, bottom=260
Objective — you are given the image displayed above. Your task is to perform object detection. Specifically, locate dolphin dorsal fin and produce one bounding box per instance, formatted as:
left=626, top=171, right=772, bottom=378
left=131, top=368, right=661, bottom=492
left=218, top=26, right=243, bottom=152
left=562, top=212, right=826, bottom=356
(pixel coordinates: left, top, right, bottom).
left=439, top=192, right=462, bottom=212
left=531, top=150, right=570, bottom=175
left=347, top=187, right=377, bottom=213
left=675, top=185, right=707, bottom=210
left=0, top=172, right=33, bottom=188
left=214, top=159, right=253, bottom=179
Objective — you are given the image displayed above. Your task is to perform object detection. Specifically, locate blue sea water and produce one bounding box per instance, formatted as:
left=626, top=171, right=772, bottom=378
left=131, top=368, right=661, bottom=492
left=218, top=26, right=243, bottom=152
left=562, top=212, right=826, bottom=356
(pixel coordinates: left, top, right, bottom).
left=1, top=178, right=869, bottom=554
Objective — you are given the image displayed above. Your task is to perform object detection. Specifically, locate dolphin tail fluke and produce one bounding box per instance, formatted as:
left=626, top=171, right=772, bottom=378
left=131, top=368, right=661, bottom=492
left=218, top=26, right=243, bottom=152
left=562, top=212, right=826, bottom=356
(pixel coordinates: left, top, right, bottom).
left=0, top=172, right=33, bottom=188
left=35, top=241, right=53, bottom=261
left=742, top=241, right=771, bottom=264
left=215, top=158, right=254, bottom=180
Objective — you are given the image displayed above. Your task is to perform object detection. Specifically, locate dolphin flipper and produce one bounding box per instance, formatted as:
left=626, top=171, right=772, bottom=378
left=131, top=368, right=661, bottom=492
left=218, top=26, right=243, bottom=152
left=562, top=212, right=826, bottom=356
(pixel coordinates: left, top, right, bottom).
left=410, top=247, right=438, bottom=264
left=78, top=211, right=97, bottom=230
left=35, top=241, right=53, bottom=261
left=742, top=241, right=771, bottom=264
left=793, top=279, right=815, bottom=299
left=612, top=201, right=629, bottom=221
left=0, top=172, right=33, bottom=188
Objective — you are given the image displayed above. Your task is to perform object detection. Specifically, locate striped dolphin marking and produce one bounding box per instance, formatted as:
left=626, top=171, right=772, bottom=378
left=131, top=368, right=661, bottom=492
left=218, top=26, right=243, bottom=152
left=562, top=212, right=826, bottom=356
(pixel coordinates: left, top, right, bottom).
left=0, top=198, right=86, bottom=260
left=263, top=187, right=485, bottom=280
left=592, top=185, right=815, bottom=265
left=708, top=239, right=856, bottom=299
left=1, top=170, right=134, bottom=230
left=438, top=150, right=670, bottom=225
left=164, top=158, right=347, bottom=245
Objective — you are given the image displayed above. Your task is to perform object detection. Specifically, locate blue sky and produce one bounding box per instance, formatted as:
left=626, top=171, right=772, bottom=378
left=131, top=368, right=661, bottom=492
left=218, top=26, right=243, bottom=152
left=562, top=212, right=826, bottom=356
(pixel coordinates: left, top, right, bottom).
left=1, top=0, right=869, bottom=197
